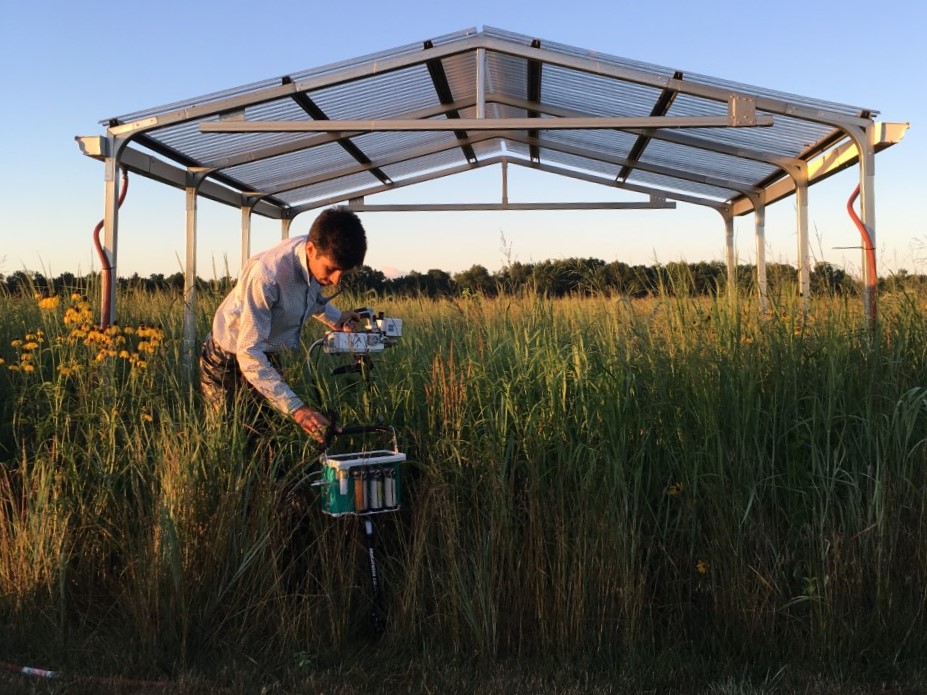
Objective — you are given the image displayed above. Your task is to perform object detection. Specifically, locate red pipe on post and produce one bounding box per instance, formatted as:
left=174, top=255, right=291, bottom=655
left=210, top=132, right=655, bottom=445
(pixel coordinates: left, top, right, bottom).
left=92, top=167, right=129, bottom=327
left=847, top=183, right=877, bottom=330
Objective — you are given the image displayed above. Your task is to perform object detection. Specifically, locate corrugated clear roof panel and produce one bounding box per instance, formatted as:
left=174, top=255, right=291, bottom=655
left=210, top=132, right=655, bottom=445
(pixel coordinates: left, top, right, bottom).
left=109, top=28, right=479, bottom=124
left=684, top=70, right=871, bottom=116
left=225, top=141, right=358, bottom=191
left=667, top=94, right=842, bottom=157
left=541, top=129, right=638, bottom=160
left=288, top=27, right=477, bottom=84
left=484, top=26, right=679, bottom=79
left=145, top=95, right=322, bottom=163
left=627, top=169, right=737, bottom=201
left=308, top=64, right=441, bottom=119
left=350, top=130, right=461, bottom=162
left=484, top=26, right=868, bottom=117
left=456, top=103, right=527, bottom=120
left=541, top=148, right=622, bottom=179
left=485, top=51, right=528, bottom=100
left=504, top=140, right=532, bottom=160
left=542, top=63, right=667, bottom=117
left=275, top=170, right=385, bottom=206
left=95, top=26, right=884, bottom=218
left=382, top=149, right=473, bottom=181
left=639, top=140, right=779, bottom=187
left=441, top=52, right=479, bottom=103
left=471, top=139, right=506, bottom=159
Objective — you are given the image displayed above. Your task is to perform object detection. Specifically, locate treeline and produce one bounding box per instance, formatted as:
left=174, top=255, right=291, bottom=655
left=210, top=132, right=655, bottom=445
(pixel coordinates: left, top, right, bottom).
left=3, top=259, right=926, bottom=299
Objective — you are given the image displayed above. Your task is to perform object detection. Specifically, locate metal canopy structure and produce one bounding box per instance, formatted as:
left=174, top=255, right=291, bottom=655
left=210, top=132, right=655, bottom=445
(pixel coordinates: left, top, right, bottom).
left=76, top=25, right=907, bottom=359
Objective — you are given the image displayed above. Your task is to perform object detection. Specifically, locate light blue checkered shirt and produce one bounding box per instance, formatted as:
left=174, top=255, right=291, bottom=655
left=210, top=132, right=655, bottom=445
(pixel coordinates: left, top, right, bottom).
left=210, top=235, right=343, bottom=414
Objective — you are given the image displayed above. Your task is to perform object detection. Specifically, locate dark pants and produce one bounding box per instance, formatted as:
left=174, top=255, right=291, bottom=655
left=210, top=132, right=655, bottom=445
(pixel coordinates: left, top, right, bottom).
left=199, top=335, right=309, bottom=581
left=198, top=333, right=285, bottom=439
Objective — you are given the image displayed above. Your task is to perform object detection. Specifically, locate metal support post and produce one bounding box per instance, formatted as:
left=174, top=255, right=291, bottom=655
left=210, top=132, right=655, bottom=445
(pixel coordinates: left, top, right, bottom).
left=794, top=166, right=810, bottom=307
left=183, top=168, right=210, bottom=377
left=100, top=135, right=128, bottom=324
left=241, top=202, right=253, bottom=272
left=743, top=192, right=767, bottom=312
left=723, top=212, right=736, bottom=300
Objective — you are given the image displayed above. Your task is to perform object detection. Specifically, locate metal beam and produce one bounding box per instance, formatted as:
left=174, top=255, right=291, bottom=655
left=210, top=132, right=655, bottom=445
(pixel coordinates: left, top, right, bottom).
left=290, top=157, right=503, bottom=215
left=106, top=34, right=487, bottom=138
left=288, top=152, right=728, bottom=216
left=491, top=92, right=799, bottom=168
left=129, top=132, right=290, bottom=210
left=257, top=126, right=755, bottom=206
left=200, top=98, right=477, bottom=171
left=346, top=200, right=675, bottom=212
left=526, top=38, right=543, bottom=163
left=511, top=132, right=761, bottom=195
left=617, top=70, right=683, bottom=181
left=728, top=122, right=908, bottom=216
left=105, top=31, right=873, bottom=143
left=423, top=40, right=478, bottom=163
left=526, top=160, right=729, bottom=211
left=477, top=35, right=875, bottom=130
left=76, top=137, right=285, bottom=218
left=260, top=132, right=504, bottom=196
left=284, top=76, right=392, bottom=185
left=199, top=113, right=775, bottom=134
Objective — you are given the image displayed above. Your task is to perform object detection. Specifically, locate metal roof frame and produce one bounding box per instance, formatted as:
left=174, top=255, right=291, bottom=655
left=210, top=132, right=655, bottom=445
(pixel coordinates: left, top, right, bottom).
left=76, top=25, right=908, bottom=358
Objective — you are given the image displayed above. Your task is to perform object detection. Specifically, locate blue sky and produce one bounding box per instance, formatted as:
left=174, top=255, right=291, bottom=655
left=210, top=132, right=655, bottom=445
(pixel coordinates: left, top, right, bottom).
left=1, top=0, right=923, bottom=281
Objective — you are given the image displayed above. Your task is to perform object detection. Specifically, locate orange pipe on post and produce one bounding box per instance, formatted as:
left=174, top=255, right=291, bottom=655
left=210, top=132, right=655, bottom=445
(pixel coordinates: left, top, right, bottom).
left=92, top=167, right=129, bottom=327
left=847, top=183, right=877, bottom=331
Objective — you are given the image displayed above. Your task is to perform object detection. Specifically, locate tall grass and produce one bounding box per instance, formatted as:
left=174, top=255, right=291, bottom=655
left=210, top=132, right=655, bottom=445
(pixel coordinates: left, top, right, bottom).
left=2, top=283, right=927, bottom=683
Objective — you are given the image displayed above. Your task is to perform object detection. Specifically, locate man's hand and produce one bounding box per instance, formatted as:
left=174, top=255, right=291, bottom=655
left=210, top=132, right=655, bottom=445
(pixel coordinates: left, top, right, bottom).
left=293, top=406, right=334, bottom=444
left=335, top=310, right=362, bottom=332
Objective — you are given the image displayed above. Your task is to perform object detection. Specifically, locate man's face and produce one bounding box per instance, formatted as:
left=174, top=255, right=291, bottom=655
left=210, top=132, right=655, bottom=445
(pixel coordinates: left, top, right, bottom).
left=306, top=241, right=347, bottom=286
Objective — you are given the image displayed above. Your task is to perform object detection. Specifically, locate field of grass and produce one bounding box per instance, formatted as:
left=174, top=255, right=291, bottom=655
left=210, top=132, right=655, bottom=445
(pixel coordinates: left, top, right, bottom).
left=2, top=282, right=927, bottom=693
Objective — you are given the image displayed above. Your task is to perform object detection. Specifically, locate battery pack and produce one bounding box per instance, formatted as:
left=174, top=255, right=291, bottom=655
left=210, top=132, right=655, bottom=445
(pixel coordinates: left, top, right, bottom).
left=319, top=449, right=405, bottom=517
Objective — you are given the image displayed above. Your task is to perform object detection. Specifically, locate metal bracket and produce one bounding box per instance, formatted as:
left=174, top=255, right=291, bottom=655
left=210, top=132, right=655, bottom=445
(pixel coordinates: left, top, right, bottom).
left=728, top=95, right=758, bottom=127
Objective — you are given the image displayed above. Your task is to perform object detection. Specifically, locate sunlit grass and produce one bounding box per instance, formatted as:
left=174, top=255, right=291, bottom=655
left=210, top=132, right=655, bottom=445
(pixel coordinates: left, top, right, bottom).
left=2, top=282, right=927, bottom=689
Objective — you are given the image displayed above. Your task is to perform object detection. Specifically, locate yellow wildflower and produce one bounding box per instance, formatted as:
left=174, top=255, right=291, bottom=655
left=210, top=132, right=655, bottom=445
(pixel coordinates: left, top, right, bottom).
left=70, top=293, right=82, bottom=301
left=696, top=560, right=709, bottom=575
left=11, top=339, right=22, bottom=348
left=8, top=365, right=20, bottom=372
left=141, top=413, right=153, bottom=422
left=118, top=350, right=130, bottom=359
left=38, top=296, right=60, bottom=310
left=134, top=360, right=148, bottom=370
left=22, top=363, right=35, bottom=373
left=58, top=366, right=72, bottom=376
left=0, top=357, right=4, bottom=366
left=667, top=482, right=683, bottom=497
left=22, top=342, right=39, bottom=351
